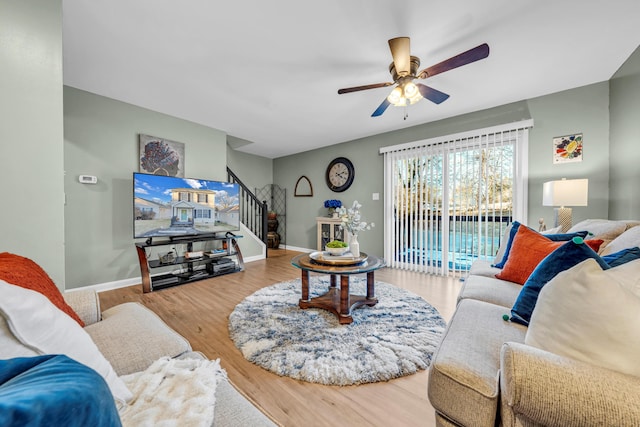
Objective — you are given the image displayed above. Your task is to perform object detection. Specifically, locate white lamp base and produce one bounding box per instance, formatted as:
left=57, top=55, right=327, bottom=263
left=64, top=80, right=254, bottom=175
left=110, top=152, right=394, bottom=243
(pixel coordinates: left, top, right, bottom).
left=554, top=207, right=573, bottom=233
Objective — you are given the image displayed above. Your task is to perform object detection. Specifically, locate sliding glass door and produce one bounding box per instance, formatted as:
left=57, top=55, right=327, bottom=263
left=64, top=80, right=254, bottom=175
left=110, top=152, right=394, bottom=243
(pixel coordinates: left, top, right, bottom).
left=381, top=121, right=531, bottom=276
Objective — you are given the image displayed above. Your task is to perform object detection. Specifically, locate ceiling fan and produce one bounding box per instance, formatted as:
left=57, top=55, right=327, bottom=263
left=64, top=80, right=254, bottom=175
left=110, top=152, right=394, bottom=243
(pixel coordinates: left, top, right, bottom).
left=338, top=37, right=490, bottom=118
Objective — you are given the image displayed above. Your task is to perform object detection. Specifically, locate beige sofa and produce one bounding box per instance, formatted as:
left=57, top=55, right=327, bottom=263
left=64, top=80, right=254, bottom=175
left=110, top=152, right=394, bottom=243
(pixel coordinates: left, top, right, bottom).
left=64, top=290, right=277, bottom=426
left=427, top=219, right=640, bottom=426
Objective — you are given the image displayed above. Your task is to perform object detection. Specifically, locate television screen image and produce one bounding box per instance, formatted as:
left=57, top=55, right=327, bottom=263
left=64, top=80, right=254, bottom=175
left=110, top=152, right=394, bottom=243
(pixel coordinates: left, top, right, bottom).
left=133, top=172, right=240, bottom=239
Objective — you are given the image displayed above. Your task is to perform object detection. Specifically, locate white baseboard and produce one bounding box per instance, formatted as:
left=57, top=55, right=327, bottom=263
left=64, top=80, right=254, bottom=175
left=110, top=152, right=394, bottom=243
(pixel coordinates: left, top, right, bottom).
left=243, top=254, right=265, bottom=263
left=65, top=277, right=142, bottom=294
left=280, top=244, right=314, bottom=253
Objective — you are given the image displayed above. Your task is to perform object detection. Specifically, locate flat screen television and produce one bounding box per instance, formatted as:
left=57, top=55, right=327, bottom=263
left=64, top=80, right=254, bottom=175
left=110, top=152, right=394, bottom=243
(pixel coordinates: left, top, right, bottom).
left=133, top=172, right=241, bottom=239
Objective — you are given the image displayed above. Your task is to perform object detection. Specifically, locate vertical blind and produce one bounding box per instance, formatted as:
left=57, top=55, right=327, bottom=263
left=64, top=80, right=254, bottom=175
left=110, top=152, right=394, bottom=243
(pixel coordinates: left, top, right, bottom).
left=380, top=120, right=533, bottom=276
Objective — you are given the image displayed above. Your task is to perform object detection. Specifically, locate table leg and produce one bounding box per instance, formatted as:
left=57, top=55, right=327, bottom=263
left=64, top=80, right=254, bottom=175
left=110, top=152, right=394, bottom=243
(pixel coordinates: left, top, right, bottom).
left=330, top=274, right=337, bottom=288
left=340, top=275, right=350, bottom=317
left=367, top=271, right=375, bottom=299
left=301, top=269, right=310, bottom=302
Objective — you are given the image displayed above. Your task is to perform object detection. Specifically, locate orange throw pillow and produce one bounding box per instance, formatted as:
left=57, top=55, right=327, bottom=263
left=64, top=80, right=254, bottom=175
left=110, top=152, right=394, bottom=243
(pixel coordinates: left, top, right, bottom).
left=0, top=252, right=85, bottom=326
left=586, top=239, right=604, bottom=253
left=495, top=227, right=603, bottom=285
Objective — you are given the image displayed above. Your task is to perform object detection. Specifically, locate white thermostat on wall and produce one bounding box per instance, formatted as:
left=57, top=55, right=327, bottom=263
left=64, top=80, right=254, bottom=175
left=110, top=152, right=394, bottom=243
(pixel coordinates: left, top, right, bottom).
left=79, top=175, right=98, bottom=184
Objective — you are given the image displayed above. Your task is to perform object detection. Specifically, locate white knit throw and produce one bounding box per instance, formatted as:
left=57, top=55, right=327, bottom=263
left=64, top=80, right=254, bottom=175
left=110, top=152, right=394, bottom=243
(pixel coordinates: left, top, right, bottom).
left=118, top=357, right=226, bottom=427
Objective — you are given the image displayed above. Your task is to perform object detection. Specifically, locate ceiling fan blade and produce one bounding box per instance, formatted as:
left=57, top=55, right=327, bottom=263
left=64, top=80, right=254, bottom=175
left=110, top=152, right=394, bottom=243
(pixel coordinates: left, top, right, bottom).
left=371, top=98, right=391, bottom=117
left=388, top=37, right=411, bottom=76
left=338, top=82, right=393, bottom=94
left=418, top=43, right=489, bottom=79
left=417, top=83, right=450, bottom=104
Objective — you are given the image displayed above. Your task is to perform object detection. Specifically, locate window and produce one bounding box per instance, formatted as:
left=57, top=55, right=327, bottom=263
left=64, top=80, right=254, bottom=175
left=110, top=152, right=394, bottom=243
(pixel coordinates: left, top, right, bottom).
left=381, top=120, right=532, bottom=276
left=194, top=209, right=211, bottom=219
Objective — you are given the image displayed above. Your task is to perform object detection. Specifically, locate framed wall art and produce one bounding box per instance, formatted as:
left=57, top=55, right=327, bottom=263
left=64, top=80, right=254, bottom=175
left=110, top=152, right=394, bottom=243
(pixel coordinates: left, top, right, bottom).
left=553, top=133, right=583, bottom=164
left=139, top=134, right=185, bottom=177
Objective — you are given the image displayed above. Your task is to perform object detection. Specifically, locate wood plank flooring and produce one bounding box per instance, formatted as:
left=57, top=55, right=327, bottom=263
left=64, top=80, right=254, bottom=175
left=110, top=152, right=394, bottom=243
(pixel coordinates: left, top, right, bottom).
left=99, top=248, right=462, bottom=427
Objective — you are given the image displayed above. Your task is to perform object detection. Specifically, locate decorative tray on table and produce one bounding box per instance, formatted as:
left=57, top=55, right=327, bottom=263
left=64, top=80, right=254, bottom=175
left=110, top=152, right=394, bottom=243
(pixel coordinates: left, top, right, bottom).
left=309, top=251, right=368, bottom=266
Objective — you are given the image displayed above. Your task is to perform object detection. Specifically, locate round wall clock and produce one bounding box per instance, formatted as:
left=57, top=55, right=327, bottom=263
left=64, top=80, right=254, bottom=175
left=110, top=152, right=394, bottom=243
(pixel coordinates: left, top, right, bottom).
left=326, top=157, right=355, bottom=192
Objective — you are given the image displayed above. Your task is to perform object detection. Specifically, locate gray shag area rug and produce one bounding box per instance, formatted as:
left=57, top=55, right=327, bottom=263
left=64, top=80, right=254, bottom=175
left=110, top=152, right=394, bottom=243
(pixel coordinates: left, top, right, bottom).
left=228, top=275, right=446, bottom=386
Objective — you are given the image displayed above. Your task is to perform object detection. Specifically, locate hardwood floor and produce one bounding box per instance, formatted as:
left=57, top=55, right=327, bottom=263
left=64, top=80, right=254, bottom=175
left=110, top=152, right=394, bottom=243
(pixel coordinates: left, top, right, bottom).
left=99, top=248, right=462, bottom=427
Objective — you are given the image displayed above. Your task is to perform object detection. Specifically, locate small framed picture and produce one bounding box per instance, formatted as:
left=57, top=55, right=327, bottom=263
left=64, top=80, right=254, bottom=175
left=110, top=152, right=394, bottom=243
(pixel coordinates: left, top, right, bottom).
left=553, top=133, right=583, bottom=164
left=139, top=134, right=185, bottom=177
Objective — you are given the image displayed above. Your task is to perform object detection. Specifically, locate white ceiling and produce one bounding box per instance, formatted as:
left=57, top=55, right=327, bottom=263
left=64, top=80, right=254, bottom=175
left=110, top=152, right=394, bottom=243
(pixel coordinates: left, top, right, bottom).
left=62, top=0, right=640, bottom=159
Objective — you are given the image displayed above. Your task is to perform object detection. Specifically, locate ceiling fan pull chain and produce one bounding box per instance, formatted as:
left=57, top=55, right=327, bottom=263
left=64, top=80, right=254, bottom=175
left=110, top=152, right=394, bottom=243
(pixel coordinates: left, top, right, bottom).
left=403, top=105, right=408, bottom=120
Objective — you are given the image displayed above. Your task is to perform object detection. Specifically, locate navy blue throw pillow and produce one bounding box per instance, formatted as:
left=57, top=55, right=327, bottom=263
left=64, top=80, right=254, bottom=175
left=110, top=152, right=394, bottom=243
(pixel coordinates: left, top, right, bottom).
left=546, top=231, right=589, bottom=241
left=602, top=247, right=640, bottom=267
left=510, top=237, right=610, bottom=326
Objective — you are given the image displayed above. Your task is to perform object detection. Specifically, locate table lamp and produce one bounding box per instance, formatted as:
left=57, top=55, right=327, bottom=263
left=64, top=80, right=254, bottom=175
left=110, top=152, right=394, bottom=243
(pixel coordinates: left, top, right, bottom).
left=542, top=178, right=588, bottom=232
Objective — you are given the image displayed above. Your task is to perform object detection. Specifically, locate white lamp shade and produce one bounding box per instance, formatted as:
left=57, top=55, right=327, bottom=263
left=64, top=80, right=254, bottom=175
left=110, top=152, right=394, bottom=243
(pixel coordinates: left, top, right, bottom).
left=542, top=179, right=588, bottom=207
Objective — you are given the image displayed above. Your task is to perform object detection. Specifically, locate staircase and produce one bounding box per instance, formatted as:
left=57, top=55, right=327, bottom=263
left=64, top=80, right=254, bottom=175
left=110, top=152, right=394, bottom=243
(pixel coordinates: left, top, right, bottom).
left=226, top=167, right=268, bottom=249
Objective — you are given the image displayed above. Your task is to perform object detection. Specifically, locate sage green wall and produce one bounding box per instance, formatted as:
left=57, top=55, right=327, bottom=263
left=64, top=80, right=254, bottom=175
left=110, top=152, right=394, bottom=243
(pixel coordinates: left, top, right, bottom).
left=274, top=84, right=612, bottom=253
left=273, top=138, right=386, bottom=255
left=0, top=0, right=65, bottom=286
left=527, top=81, right=610, bottom=227
left=609, top=46, right=640, bottom=220
left=64, top=87, right=228, bottom=289
left=226, top=145, right=273, bottom=192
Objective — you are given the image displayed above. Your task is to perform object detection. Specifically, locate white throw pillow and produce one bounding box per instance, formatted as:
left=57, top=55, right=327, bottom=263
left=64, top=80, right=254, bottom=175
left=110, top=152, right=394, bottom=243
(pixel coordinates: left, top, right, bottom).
left=568, top=219, right=627, bottom=241
left=0, top=279, right=132, bottom=404
left=493, top=222, right=513, bottom=264
left=541, top=225, right=562, bottom=235
left=0, top=313, right=39, bottom=358
left=525, top=259, right=640, bottom=377
left=600, top=224, right=640, bottom=256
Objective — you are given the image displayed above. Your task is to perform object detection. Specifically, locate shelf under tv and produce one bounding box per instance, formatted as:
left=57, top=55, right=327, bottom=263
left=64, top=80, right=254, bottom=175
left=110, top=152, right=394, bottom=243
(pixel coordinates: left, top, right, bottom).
left=135, top=234, right=244, bottom=292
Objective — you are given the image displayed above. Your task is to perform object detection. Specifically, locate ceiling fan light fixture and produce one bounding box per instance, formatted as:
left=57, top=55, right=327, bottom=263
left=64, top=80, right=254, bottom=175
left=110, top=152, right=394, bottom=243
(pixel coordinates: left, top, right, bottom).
left=407, top=92, right=423, bottom=105
left=387, top=86, right=404, bottom=105
left=403, top=81, right=418, bottom=97
left=403, top=82, right=422, bottom=105
left=387, top=81, right=423, bottom=107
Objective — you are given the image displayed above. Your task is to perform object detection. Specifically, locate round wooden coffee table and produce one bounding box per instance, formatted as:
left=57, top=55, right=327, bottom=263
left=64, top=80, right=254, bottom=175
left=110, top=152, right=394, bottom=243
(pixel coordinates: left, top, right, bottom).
left=291, top=252, right=386, bottom=324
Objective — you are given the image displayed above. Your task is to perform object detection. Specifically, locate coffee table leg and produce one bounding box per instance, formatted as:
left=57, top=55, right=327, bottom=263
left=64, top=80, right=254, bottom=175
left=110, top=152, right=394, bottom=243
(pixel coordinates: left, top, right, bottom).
left=367, top=271, right=375, bottom=299
left=330, top=274, right=337, bottom=289
left=301, top=270, right=310, bottom=302
left=340, top=275, right=350, bottom=316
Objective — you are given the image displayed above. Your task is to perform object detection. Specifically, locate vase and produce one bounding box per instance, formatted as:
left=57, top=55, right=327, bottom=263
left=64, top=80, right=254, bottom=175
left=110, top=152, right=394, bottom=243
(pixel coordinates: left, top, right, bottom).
left=267, top=231, right=280, bottom=248
left=349, top=234, right=360, bottom=258
left=332, top=211, right=339, bottom=219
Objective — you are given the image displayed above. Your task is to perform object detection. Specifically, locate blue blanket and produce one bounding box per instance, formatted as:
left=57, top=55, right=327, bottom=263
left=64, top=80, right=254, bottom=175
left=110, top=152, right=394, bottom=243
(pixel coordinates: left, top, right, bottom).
left=0, top=354, right=121, bottom=427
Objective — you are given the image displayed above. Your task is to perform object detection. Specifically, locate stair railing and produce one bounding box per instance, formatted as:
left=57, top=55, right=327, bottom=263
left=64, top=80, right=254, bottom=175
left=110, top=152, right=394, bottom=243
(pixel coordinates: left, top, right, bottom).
left=227, top=167, right=268, bottom=247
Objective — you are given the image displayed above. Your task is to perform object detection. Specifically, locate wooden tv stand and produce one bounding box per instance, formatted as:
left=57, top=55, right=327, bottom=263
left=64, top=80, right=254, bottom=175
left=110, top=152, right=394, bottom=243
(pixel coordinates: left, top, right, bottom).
left=135, top=234, right=244, bottom=293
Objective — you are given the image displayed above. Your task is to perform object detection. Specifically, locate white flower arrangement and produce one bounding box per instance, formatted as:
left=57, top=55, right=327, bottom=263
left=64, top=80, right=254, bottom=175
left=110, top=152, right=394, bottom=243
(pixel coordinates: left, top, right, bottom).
left=336, top=200, right=374, bottom=236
